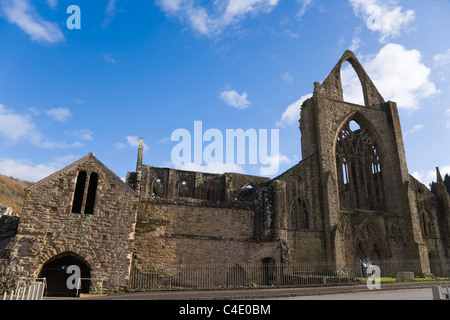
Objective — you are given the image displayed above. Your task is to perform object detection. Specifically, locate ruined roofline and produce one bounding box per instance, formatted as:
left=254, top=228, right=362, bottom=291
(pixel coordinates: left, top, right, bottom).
left=137, top=163, right=272, bottom=182
left=27, top=153, right=138, bottom=197
left=320, top=50, right=385, bottom=108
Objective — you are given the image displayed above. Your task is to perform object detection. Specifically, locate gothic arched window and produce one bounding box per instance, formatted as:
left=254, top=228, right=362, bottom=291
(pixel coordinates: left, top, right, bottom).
left=290, top=197, right=309, bottom=230
left=336, top=119, right=386, bottom=211
left=419, top=210, right=433, bottom=237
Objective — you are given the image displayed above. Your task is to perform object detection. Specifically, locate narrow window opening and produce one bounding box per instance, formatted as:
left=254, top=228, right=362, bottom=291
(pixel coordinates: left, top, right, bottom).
left=290, top=198, right=309, bottom=230
left=84, top=173, right=98, bottom=215
left=72, top=171, right=86, bottom=213
left=341, top=61, right=365, bottom=105
left=206, top=184, right=216, bottom=202
left=336, top=119, right=386, bottom=211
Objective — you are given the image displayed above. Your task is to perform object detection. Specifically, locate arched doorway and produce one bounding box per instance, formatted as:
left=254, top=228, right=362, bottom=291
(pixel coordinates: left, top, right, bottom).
left=38, top=253, right=91, bottom=297
left=261, top=258, right=276, bottom=286
left=227, top=264, right=245, bottom=287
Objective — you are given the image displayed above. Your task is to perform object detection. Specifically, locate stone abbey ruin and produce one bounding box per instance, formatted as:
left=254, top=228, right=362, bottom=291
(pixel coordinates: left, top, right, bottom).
left=1, top=51, right=449, bottom=295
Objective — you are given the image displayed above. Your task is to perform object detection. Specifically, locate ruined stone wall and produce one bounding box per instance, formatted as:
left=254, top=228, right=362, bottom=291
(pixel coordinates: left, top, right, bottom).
left=0, top=214, right=19, bottom=259
left=132, top=165, right=270, bottom=204
left=7, top=156, right=138, bottom=291
left=297, top=51, right=427, bottom=269
left=274, top=155, right=326, bottom=262
left=409, top=175, right=448, bottom=261
left=0, top=204, right=20, bottom=288
left=133, top=199, right=281, bottom=270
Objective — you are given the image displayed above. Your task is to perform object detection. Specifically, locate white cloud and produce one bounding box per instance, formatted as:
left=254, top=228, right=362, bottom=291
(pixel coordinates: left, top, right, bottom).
left=46, top=0, right=57, bottom=9
left=404, top=124, right=424, bottom=138
left=69, top=129, right=93, bottom=142
left=297, top=0, right=313, bottom=18
left=1, top=0, right=64, bottom=43
left=175, top=162, right=245, bottom=175
left=282, top=72, right=294, bottom=85
left=156, top=0, right=279, bottom=36
left=104, top=53, right=117, bottom=64
left=102, top=0, right=117, bottom=28
left=276, top=93, right=312, bottom=128
left=0, top=103, right=37, bottom=144
left=260, top=153, right=291, bottom=176
left=45, top=107, right=72, bottom=122
left=349, top=0, right=415, bottom=43
left=412, top=165, right=450, bottom=189
left=341, top=43, right=440, bottom=111
left=220, top=90, right=251, bottom=110
left=0, top=155, right=78, bottom=182
left=116, top=136, right=150, bottom=152
left=349, top=36, right=362, bottom=52
left=433, top=49, right=450, bottom=68
left=410, top=124, right=424, bottom=134
left=0, top=104, right=82, bottom=148
left=446, top=109, right=450, bottom=129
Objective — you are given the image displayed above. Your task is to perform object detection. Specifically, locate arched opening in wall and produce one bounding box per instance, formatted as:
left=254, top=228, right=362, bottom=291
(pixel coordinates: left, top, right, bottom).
left=341, top=61, right=365, bottom=106
left=289, top=197, right=309, bottom=230
left=261, top=258, right=276, bottom=286
left=336, top=118, right=386, bottom=211
left=84, top=172, right=98, bottom=215
left=71, top=171, right=87, bottom=213
left=178, top=180, right=190, bottom=198
left=227, top=264, right=245, bottom=287
left=38, top=253, right=91, bottom=297
left=205, top=183, right=217, bottom=202
left=371, top=245, right=382, bottom=262
left=419, top=210, right=433, bottom=237
left=152, top=177, right=163, bottom=198
left=428, top=251, right=442, bottom=276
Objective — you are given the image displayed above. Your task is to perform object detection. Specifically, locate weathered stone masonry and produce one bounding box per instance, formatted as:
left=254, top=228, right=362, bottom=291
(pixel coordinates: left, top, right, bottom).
left=1, top=50, right=449, bottom=293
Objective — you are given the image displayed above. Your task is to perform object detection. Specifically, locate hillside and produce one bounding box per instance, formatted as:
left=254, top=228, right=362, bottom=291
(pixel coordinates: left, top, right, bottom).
left=0, top=174, right=30, bottom=214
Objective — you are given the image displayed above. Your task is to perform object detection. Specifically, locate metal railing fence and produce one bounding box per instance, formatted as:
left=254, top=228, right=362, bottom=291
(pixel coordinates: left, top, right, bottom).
left=2, top=278, right=46, bottom=300
left=129, top=259, right=450, bottom=291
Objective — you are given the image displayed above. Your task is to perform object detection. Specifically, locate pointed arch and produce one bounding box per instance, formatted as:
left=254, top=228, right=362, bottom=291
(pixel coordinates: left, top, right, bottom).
left=354, top=221, right=390, bottom=261
left=419, top=209, right=433, bottom=237
left=38, top=252, right=91, bottom=297
left=176, top=179, right=190, bottom=198
left=341, top=60, right=365, bottom=105
left=289, top=197, right=309, bottom=230
left=322, top=50, right=385, bottom=107
left=335, top=114, right=386, bottom=211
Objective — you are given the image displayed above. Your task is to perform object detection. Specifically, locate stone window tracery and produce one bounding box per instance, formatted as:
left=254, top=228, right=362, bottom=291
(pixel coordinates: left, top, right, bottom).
left=419, top=210, right=433, bottom=237
left=290, top=197, right=309, bottom=230
left=336, top=120, right=386, bottom=211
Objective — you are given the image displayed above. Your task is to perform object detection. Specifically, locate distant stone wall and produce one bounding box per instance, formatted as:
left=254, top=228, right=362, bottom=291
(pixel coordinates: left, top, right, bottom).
left=133, top=199, right=281, bottom=270
left=0, top=204, right=19, bottom=259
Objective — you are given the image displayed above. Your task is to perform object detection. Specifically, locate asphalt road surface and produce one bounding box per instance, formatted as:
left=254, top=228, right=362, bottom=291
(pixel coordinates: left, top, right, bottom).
left=268, top=288, right=435, bottom=300
left=75, top=281, right=446, bottom=300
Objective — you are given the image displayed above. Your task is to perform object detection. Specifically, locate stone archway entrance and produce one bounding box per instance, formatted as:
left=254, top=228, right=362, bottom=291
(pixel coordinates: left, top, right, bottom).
left=261, top=258, right=276, bottom=286
left=38, top=253, right=91, bottom=297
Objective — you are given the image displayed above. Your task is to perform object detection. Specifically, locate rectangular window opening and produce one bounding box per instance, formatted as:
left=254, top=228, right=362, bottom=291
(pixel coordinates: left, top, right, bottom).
left=72, top=171, right=87, bottom=213
left=84, top=172, right=98, bottom=215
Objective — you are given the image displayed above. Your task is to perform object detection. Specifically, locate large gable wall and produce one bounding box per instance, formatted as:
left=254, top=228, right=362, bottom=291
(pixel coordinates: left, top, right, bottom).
left=7, top=155, right=138, bottom=290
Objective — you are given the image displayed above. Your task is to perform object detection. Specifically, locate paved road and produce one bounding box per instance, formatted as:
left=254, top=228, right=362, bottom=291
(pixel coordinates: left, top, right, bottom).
left=268, top=288, right=435, bottom=300
left=76, top=281, right=445, bottom=300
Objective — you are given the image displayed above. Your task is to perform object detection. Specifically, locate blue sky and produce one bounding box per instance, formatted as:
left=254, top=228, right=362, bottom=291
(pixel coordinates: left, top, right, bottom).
left=0, top=0, right=450, bottom=188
